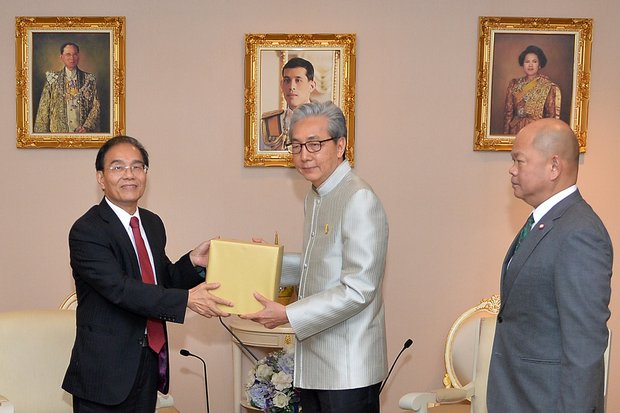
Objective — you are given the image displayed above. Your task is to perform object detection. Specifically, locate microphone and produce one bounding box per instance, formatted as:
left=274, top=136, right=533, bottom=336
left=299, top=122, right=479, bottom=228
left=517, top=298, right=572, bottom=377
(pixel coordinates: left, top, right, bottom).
left=180, top=348, right=210, bottom=413
left=218, top=317, right=259, bottom=361
left=379, top=338, right=413, bottom=394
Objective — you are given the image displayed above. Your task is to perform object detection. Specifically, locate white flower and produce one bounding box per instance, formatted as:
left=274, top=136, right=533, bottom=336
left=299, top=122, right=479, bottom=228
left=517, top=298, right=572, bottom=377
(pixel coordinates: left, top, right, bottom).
left=271, top=371, right=293, bottom=391
left=272, top=391, right=291, bottom=408
left=247, top=349, right=298, bottom=412
left=255, top=363, right=274, bottom=381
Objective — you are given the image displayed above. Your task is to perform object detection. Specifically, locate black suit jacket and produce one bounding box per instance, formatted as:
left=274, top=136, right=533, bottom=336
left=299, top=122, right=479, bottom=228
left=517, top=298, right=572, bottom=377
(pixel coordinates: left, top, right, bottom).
left=62, top=198, right=204, bottom=405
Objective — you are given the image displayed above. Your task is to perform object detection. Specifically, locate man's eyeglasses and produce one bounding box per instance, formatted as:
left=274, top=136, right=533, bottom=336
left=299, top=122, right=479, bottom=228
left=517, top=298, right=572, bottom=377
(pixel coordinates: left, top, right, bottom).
left=285, top=138, right=334, bottom=154
left=106, top=164, right=148, bottom=175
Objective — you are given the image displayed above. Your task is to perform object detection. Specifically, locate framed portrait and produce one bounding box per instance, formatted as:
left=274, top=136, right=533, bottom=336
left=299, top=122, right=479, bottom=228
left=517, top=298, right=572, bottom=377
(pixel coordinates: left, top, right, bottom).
left=16, top=16, right=126, bottom=148
left=473, top=17, right=592, bottom=152
left=244, top=33, right=356, bottom=167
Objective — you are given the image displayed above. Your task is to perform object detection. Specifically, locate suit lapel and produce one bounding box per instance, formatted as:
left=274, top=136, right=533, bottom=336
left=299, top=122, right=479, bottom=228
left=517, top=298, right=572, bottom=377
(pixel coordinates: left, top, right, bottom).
left=502, top=218, right=553, bottom=300
left=96, top=198, right=142, bottom=280
left=500, top=191, right=583, bottom=309
left=499, top=235, right=519, bottom=298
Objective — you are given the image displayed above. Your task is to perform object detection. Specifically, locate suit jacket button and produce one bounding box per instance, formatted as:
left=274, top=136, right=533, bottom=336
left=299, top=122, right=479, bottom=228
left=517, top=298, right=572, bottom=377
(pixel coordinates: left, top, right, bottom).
left=497, top=316, right=503, bottom=323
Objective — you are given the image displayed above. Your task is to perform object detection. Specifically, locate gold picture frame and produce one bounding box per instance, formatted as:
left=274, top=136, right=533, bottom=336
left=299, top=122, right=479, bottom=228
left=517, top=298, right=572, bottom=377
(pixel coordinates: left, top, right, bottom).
left=244, top=33, right=356, bottom=167
left=474, top=17, right=592, bottom=152
left=16, top=16, right=126, bottom=148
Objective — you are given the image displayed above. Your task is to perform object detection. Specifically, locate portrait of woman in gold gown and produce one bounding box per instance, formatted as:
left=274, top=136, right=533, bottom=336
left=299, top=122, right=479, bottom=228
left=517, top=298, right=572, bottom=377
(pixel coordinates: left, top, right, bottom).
left=503, top=45, right=561, bottom=135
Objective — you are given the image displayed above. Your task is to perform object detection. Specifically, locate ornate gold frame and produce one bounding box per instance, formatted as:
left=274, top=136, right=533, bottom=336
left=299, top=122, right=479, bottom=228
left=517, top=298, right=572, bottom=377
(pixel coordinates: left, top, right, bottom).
left=474, top=17, right=592, bottom=152
left=244, top=33, right=356, bottom=167
left=15, top=16, right=126, bottom=148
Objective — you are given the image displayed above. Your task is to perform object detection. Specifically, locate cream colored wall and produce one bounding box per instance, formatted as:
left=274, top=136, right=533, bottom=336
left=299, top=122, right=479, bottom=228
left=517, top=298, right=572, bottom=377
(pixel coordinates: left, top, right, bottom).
left=1, top=1, right=619, bottom=412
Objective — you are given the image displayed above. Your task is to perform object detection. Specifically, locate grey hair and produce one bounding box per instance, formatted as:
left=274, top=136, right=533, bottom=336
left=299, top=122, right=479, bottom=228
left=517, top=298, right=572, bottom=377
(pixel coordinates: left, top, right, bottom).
left=289, top=101, right=347, bottom=142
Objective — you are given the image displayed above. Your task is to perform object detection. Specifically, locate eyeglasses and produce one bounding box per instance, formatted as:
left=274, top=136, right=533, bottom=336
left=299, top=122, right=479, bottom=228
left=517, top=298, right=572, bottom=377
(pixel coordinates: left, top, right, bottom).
left=106, top=164, right=148, bottom=175
left=285, top=138, right=334, bottom=154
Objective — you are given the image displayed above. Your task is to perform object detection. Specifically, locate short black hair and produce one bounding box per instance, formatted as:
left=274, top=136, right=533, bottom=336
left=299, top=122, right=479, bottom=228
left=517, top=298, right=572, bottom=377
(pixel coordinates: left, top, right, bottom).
left=282, top=57, right=315, bottom=81
left=518, top=45, right=547, bottom=68
left=95, top=136, right=149, bottom=171
left=60, top=42, right=80, bottom=54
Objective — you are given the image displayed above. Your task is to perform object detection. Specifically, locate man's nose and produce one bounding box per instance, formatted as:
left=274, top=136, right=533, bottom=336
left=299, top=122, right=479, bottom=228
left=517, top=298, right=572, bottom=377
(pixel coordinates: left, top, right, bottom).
left=299, top=145, right=312, bottom=160
left=509, top=164, right=516, bottom=176
left=122, top=168, right=136, bottom=177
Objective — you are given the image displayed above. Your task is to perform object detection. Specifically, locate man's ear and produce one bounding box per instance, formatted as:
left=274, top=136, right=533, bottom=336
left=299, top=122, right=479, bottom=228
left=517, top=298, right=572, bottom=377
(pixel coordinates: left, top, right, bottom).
left=550, top=155, right=561, bottom=180
left=337, top=137, right=346, bottom=158
left=96, top=171, right=105, bottom=191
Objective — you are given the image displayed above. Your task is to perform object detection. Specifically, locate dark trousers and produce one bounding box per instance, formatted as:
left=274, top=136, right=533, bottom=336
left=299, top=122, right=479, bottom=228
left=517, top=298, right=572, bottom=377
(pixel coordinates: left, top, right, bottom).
left=300, top=382, right=381, bottom=413
left=73, top=347, right=159, bottom=413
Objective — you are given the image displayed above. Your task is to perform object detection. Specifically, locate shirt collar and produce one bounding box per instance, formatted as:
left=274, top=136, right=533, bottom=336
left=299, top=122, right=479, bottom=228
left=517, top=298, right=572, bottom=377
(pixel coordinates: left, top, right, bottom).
left=532, top=185, right=577, bottom=225
left=104, top=197, right=141, bottom=229
left=64, top=67, right=77, bottom=78
left=314, top=160, right=350, bottom=196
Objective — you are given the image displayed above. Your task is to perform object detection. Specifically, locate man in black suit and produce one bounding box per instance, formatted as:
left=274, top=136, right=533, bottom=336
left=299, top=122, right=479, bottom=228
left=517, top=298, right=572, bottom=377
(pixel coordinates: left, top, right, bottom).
left=62, top=135, right=232, bottom=412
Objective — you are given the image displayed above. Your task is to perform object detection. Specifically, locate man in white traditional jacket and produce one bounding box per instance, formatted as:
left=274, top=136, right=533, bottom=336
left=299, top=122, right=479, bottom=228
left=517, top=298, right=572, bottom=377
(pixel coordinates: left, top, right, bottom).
left=243, top=101, right=389, bottom=413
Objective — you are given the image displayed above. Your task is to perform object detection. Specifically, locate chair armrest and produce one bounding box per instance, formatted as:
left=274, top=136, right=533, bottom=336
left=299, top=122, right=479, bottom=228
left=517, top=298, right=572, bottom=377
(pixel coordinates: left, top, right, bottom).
left=399, top=383, right=474, bottom=411
left=0, top=395, right=14, bottom=413
left=399, top=392, right=438, bottom=412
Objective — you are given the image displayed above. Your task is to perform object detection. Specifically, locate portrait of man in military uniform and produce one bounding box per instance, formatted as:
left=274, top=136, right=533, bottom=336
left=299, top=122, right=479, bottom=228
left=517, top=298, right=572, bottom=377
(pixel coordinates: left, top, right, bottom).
left=260, top=57, right=316, bottom=151
left=248, top=40, right=353, bottom=165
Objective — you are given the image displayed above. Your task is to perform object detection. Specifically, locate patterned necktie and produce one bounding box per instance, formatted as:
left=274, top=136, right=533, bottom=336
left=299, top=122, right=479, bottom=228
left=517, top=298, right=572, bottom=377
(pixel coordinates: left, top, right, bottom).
left=129, top=216, right=165, bottom=353
left=514, top=214, right=535, bottom=252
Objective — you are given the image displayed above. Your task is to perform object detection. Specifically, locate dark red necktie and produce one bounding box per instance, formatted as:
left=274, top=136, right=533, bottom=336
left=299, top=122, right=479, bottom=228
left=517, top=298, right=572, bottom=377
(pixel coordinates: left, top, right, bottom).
left=129, top=216, right=166, bottom=353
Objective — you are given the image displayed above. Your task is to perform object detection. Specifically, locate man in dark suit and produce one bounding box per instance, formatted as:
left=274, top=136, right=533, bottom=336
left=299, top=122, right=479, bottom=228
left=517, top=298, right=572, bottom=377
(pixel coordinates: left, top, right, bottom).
left=62, top=135, right=233, bottom=412
left=487, top=119, right=612, bottom=412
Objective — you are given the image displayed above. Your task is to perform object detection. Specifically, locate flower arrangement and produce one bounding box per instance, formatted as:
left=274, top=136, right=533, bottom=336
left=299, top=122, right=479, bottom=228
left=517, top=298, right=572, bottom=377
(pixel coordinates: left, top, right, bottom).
left=246, top=344, right=300, bottom=412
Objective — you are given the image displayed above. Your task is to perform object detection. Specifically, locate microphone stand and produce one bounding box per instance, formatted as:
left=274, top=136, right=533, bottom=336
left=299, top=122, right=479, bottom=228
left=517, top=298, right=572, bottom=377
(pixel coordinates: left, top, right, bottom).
left=180, top=349, right=210, bottom=413
left=379, top=338, right=413, bottom=394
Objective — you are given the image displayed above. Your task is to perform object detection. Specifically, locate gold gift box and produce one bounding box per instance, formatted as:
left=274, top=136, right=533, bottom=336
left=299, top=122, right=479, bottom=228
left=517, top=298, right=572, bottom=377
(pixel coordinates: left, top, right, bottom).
left=206, top=239, right=283, bottom=314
